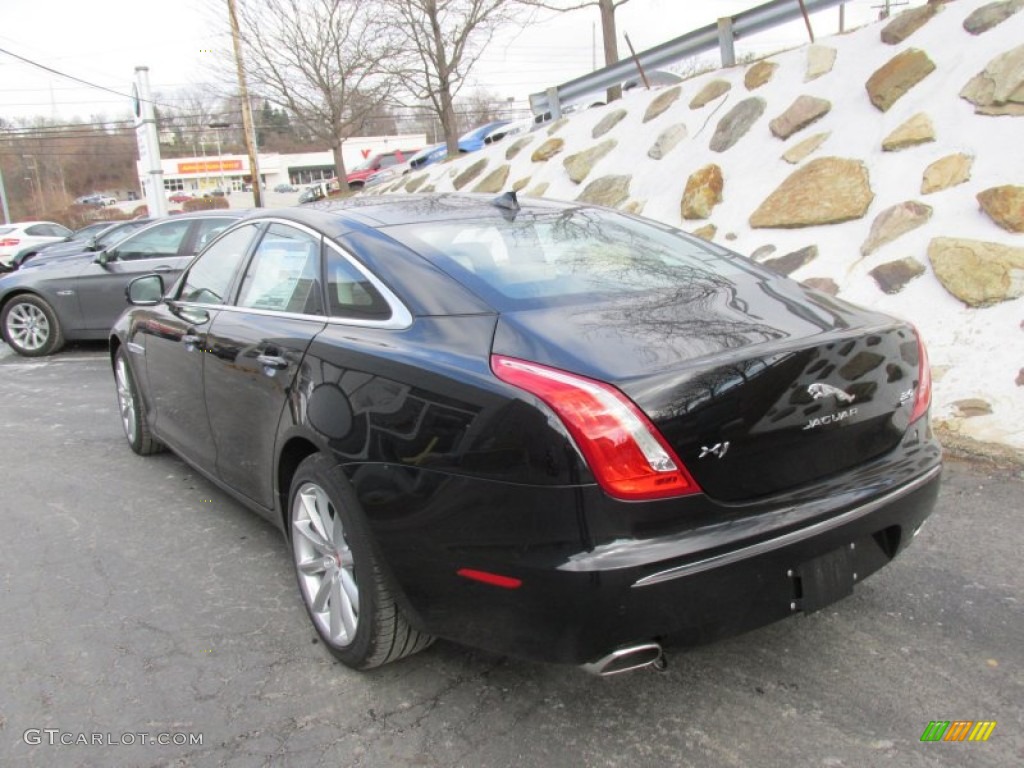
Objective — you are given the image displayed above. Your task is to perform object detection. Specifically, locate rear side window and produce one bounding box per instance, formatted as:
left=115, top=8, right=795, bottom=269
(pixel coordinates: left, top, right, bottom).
left=236, top=224, right=323, bottom=315
left=385, top=209, right=741, bottom=310
left=325, top=249, right=390, bottom=320
left=192, top=218, right=235, bottom=252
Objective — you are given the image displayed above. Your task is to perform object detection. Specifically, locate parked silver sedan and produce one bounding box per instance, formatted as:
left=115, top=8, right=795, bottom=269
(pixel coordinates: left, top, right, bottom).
left=0, top=211, right=242, bottom=356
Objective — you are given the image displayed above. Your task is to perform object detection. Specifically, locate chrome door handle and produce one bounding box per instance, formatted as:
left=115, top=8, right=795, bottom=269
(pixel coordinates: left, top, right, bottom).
left=257, top=354, right=288, bottom=371
left=182, top=333, right=201, bottom=350
left=153, top=265, right=173, bottom=273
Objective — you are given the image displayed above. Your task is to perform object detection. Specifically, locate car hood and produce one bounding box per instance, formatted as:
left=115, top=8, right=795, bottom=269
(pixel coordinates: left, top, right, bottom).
left=18, top=249, right=97, bottom=270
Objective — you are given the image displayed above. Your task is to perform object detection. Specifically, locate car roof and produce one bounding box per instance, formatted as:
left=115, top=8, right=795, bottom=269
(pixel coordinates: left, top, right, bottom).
left=285, top=193, right=576, bottom=230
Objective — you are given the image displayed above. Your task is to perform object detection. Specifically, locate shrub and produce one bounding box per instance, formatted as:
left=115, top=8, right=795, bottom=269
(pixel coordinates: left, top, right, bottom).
left=182, top=196, right=230, bottom=212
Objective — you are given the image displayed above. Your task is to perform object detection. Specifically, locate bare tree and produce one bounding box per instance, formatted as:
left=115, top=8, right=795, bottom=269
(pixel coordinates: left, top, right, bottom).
left=384, top=0, right=529, bottom=156
left=523, top=0, right=633, bottom=102
left=238, top=0, right=401, bottom=188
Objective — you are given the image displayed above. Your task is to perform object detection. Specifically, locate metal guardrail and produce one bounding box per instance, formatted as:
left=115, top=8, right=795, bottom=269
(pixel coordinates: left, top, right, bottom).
left=529, top=0, right=847, bottom=117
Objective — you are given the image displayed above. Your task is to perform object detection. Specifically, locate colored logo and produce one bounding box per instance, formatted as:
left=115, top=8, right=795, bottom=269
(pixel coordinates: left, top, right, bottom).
left=920, top=720, right=996, bottom=742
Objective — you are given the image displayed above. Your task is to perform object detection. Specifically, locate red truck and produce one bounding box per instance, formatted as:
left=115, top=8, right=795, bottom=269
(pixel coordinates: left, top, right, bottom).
left=345, top=149, right=419, bottom=188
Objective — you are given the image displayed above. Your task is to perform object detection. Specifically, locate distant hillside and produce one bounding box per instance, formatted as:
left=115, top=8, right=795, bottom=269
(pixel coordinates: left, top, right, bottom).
left=374, top=0, right=1024, bottom=461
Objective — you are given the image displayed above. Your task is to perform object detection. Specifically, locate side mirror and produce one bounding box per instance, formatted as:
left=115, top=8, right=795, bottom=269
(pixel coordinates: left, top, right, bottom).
left=95, top=249, right=114, bottom=266
left=126, top=274, right=165, bottom=305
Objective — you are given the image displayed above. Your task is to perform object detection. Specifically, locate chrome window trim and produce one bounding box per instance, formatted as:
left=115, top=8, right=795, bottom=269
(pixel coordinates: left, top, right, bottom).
left=632, top=464, right=941, bottom=588
left=171, top=216, right=413, bottom=331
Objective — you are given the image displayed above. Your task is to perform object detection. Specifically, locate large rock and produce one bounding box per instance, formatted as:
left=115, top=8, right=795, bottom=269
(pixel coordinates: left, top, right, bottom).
left=951, top=398, right=994, bottom=417
left=762, top=245, right=818, bottom=276
left=547, top=117, right=569, bottom=135
left=977, top=185, right=1024, bottom=232
left=964, top=0, right=1024, bottom=35
left=709, top=97, right=766, bottom=153
left=471, top=164, right=510, bottom=194
left=866, top=48, right=936, bottom=112
left=921, top=153, right=973, bottom=194
left=622, top=200, right=645, bottom=216
left=643, top=86, right=682, bottom=123
left=928, top=237, right=1024, bottom=306
left=881, top=112, right=935, bottom=151
left=512, top=176, right=531, bottom=192
left=404, top=174, right=428, bottom=193
left=576, top=175, right=631, bottom=207
left=805, top=45, right=837, bottom=81
left=648, top=123, right=687, bottom=160
left=681, top=164, right=724, bottom=220
left=860, top=200, right=933, bottom=255
left=750, top=244, right=776, bottom=263
left=960, top=44, right=1024, bottom=115
left=563, top=139, right=617, bottom=183
left=750, top=157, right=873, bottom=229
left=525, top=182, right=549, bottom=197
left=453, top=159, right=487, bottom=191
left=691, top=224, right=717, bottom=241
left=769, top=95, right=831, bottom=139
left=869, top=258, right=926, bottom=294
left=745, top=60, right=778, bottom=90
left=690, top=79, right=731, bottom=109
left=880, top=4, right=940, bottom=44
left=592, top=109, right=627, bottom=139
left=531, top=138, right=565, bottom=162
left=802, top=277, right=839, bottom=295
left=505, top=137, right=532, bottom=160
left=782, top=131, right=830, bottom=164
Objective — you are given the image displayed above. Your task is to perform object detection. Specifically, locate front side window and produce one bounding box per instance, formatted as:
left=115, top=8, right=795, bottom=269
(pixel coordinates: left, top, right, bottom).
left=236, top=224, right=323, bottom=315
left=115, top=220, right=191, bottom=261
left=192, top=217, right=235, bottom=252
left=178, top=224, right=260, bottom=305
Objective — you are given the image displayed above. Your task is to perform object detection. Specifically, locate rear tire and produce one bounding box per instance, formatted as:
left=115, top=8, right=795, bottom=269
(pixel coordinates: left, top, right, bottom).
left=114, top=347, right=163, bottom=455
left=1, top=294, right=64, bottom=357
left=289, top=454, right=432, bottom=669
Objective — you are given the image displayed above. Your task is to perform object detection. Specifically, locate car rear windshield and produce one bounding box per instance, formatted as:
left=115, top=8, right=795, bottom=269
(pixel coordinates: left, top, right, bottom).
left=384, top=208, right=746, bottom=310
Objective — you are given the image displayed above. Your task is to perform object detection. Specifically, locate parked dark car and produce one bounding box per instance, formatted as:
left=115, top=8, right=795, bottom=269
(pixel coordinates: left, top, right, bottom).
left=0, top=211, right=242, bottom=356
left=109, top=194, right=940, bottom=674
left=11, top=218, right=156, bottom=270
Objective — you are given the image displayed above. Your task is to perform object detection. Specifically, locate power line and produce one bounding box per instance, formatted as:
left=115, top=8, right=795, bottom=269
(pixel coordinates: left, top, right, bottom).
left=0, top=45, right=166, bottom=109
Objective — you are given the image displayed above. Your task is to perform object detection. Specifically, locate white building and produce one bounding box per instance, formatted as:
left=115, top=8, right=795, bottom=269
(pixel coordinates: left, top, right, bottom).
left=140, top=134, right=426, bottom=196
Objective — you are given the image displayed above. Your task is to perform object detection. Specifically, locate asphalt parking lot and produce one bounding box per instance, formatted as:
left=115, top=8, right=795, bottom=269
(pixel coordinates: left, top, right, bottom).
left=0, top=342, right=1021, bottom=768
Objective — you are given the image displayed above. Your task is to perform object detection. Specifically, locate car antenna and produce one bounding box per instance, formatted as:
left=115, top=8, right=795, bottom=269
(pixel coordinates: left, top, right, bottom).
left=491, top=190, right=520, bottom=220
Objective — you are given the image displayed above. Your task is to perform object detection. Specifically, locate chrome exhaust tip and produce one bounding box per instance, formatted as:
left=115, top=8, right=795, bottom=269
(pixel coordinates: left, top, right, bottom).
left=581, top=642, right=664, bottom=676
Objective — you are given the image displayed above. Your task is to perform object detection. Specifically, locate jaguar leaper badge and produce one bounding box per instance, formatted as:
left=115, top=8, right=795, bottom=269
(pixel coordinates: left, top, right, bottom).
left=807, top=383, right=855, bottom=404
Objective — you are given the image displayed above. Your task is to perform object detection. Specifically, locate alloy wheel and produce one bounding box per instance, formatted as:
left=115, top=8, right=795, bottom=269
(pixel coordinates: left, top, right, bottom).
left=115, top=356, right=137, bottom=441
left=292, top=482, right=360, bottom=647
left=5, top=302, right=50, bottom=352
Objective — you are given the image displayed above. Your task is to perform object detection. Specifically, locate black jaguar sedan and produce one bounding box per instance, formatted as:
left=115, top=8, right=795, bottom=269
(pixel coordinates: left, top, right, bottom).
left=110, top=194, right=941, bottom=674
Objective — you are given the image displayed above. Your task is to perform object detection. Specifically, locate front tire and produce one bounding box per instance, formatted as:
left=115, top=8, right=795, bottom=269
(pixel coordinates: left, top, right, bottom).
left=114, top=347, right=163, bottom=455
left=289, top=454, right=432, bottom=669
left=1, top=294, right=64, bottom=356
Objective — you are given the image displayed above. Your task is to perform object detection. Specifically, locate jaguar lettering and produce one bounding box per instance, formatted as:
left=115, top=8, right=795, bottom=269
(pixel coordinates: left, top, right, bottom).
left=803, top=407, right=859, bottom=430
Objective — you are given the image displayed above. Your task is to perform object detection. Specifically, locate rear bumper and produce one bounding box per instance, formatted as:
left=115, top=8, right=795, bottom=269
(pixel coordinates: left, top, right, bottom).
left=377, top=458, right=941, bottom=666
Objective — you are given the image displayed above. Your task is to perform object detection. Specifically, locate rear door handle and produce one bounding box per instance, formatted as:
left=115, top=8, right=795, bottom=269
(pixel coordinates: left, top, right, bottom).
left=153, top=265, right=173, bottom=273
left=257, top=354, right=289, bottom=372
left=182, top=333, right=202, bottom=351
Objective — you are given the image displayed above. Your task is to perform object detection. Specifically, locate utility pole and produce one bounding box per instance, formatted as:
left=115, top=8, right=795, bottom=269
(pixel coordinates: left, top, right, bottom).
left=226, top=0, right=262, bottom=207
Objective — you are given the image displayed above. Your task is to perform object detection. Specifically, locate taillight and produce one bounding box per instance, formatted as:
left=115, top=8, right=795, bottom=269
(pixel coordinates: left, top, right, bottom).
left=491, top=355, right=700, bottom=501
left=0, top=238, right=20, bottom=247
left=910, top=328, right=932, bottom=424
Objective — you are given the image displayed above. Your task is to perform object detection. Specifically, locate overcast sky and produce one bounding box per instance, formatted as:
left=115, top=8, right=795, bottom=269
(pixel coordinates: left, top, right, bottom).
left=0, top=0, right=898, bottom=124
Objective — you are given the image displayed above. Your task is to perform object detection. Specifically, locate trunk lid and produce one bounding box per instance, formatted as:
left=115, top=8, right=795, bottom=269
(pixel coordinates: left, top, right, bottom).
left=491, top=277, right=923, bottom=502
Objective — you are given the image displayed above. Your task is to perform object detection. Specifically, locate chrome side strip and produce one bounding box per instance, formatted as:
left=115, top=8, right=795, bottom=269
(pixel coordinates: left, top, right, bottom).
left=632, top=465, right=941, bottom=588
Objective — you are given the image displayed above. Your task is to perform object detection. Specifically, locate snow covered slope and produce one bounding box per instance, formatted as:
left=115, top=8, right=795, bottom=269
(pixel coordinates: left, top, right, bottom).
left=375, top=0, right=1024, bottom=460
